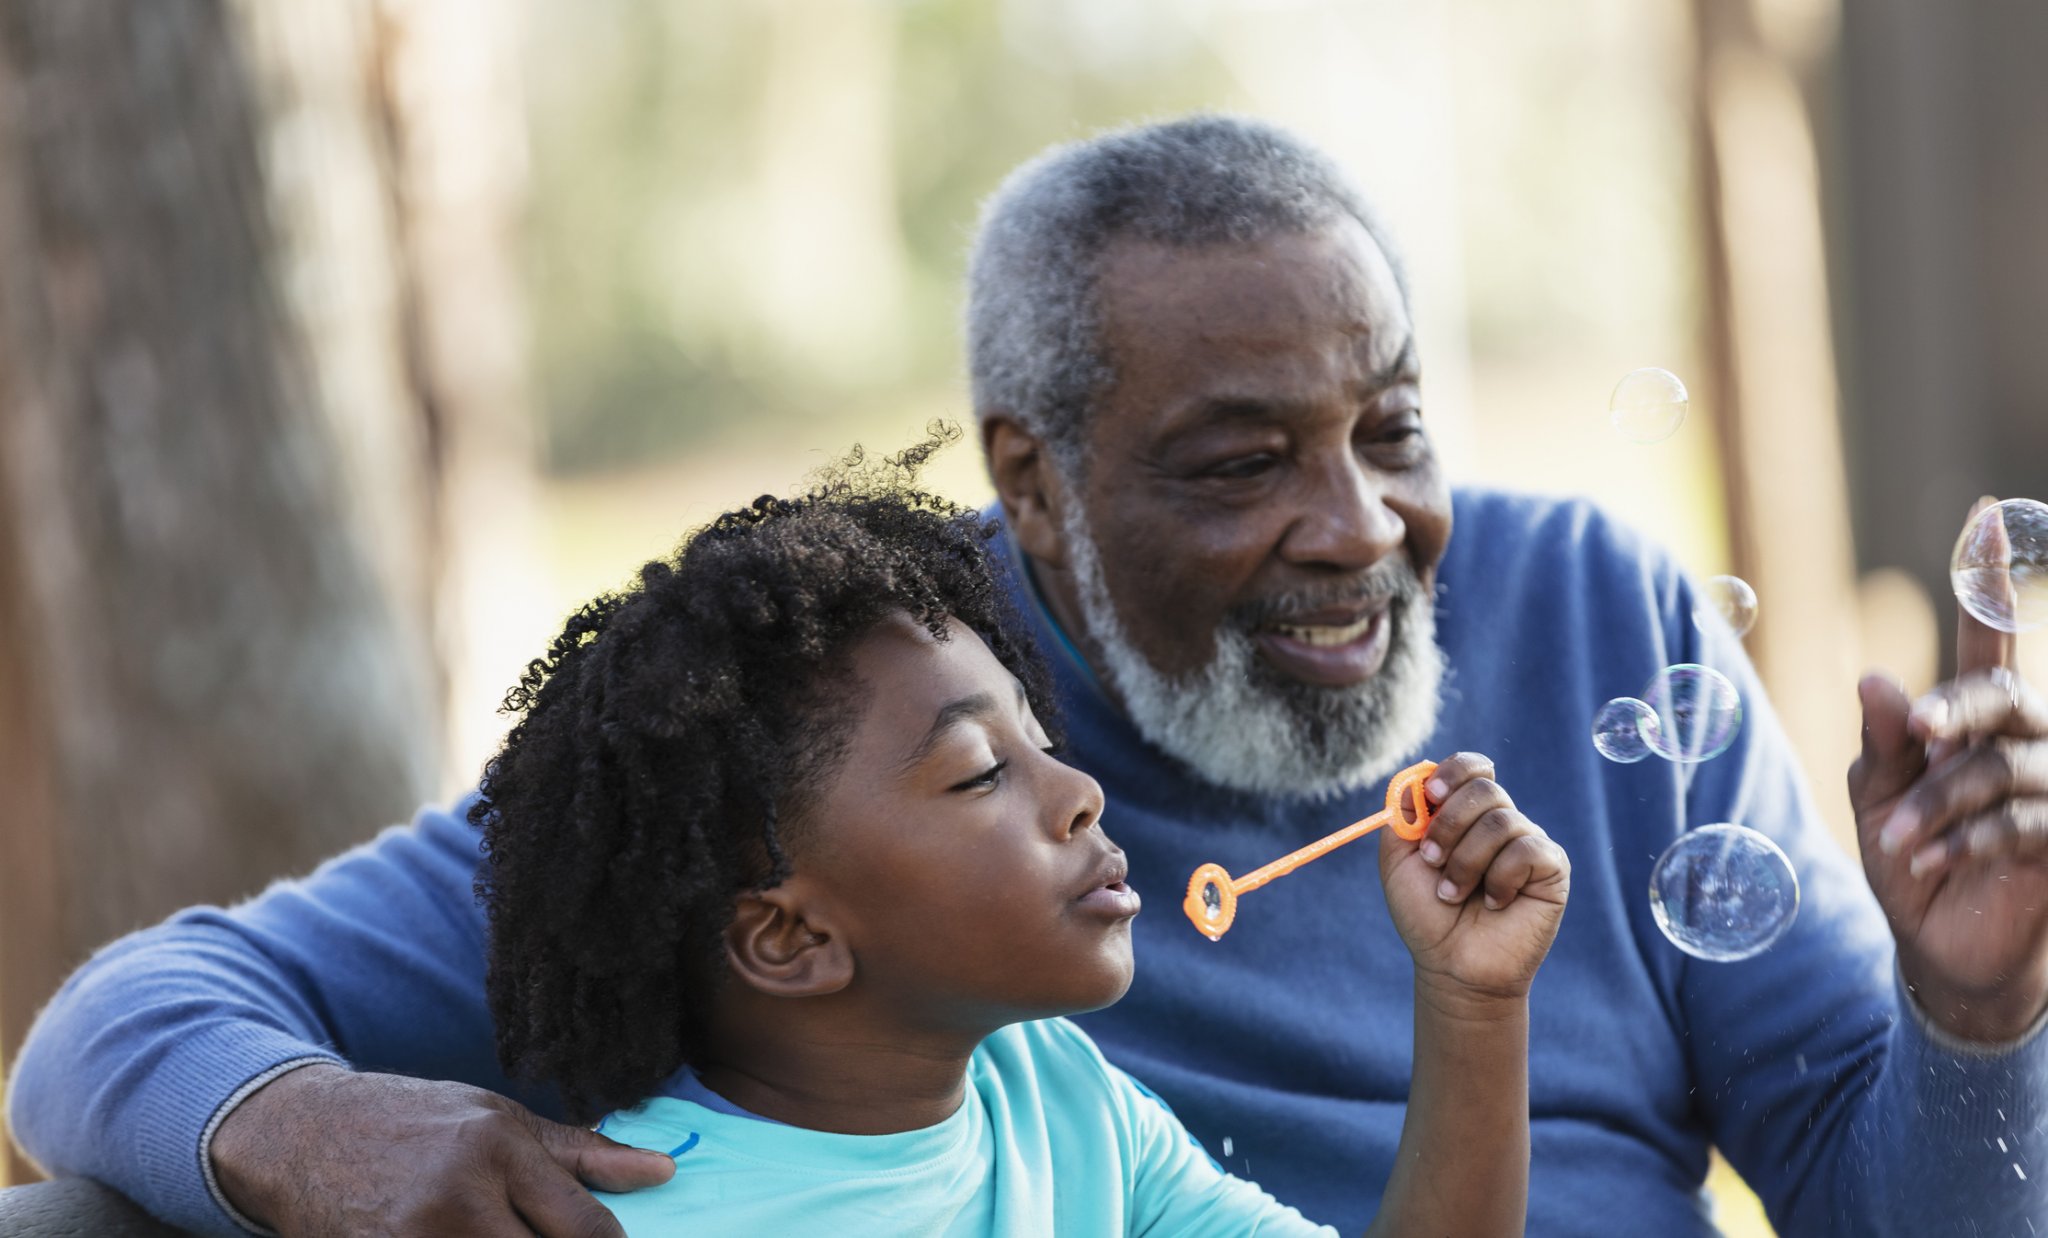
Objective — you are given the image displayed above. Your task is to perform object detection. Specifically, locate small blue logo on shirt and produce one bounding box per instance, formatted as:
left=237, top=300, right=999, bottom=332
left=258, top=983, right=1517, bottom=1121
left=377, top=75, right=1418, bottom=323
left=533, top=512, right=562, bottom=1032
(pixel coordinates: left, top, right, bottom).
left=666, top=1132, right=701, bottom=1159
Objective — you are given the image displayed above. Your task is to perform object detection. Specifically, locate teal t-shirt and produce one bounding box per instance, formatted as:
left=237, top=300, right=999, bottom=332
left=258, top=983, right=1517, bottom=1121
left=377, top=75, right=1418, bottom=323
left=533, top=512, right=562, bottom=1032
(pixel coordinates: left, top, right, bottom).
left=593, top=1018, right=1338, bottom=1236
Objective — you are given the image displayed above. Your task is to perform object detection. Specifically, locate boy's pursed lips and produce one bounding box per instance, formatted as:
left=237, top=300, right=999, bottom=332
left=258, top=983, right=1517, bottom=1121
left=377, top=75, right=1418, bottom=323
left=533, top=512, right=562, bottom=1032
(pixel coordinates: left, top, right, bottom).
left=1074, top=849, right=1141, bottom=919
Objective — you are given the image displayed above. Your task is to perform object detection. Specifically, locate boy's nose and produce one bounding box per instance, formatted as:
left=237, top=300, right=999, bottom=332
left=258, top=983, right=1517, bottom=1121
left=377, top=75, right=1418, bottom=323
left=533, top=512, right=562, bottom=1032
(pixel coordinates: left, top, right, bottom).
left=1055, top=765, right=1107, bottom=840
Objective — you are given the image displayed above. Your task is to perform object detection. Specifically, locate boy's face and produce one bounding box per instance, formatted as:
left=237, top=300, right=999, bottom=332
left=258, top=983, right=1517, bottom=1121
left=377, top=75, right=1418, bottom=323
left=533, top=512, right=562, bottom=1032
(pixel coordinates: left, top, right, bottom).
left=803, top=614, right=1137, bottom=1025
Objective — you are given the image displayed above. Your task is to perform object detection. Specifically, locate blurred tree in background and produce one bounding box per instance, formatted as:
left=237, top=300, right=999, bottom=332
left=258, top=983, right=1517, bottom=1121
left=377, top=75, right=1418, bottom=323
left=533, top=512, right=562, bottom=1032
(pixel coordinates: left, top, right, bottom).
left=0, top=1, right=535, bottom=1183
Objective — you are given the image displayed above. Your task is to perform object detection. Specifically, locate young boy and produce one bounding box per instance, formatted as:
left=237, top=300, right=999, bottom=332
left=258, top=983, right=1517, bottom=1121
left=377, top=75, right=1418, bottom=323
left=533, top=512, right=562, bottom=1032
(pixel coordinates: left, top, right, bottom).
left=473, top=438, right=1570, bottom=1235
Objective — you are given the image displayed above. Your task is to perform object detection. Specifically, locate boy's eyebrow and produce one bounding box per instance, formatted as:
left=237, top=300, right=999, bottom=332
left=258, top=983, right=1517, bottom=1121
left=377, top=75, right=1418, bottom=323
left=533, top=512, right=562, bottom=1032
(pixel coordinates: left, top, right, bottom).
left=896, top=683, right=1031, bottom=773
left=897, top=691, right=1000, bottom=773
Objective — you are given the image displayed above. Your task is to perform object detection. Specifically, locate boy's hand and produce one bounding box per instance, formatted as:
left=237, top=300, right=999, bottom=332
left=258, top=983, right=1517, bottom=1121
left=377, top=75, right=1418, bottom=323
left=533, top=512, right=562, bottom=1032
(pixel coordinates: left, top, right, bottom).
left=1379, top=752, right=1570, bottom=1001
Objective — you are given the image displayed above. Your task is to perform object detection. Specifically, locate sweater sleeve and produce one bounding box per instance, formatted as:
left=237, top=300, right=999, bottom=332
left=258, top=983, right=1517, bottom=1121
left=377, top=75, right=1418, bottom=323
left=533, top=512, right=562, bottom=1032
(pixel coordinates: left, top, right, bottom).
left=1659, top=588, right=2048, bottom=1236
left=4, top=798, right=527, bottom=1237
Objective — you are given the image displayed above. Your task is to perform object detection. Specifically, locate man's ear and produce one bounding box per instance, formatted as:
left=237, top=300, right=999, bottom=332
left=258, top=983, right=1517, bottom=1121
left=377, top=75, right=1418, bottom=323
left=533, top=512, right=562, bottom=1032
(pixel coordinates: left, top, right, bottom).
left=981, top=412, right=1072, bottom=570
left=724, top=881, right=853, bottom=998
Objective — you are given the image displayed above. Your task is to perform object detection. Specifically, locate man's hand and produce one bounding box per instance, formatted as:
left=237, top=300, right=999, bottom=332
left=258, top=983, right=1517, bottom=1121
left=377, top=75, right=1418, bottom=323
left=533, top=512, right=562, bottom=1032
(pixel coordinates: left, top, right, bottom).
left=210, top=1064, right=676, bottom=1237
left=1853, top=499, right=2048, bottom=1044
left=1381, top=752, right=1571, bottom=1003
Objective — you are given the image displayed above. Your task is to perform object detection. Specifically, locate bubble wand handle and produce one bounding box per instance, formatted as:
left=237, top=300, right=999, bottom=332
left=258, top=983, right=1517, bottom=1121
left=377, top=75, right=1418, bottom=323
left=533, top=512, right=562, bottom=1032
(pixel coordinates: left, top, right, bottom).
left=1183, top=759, right=1438, bottom=941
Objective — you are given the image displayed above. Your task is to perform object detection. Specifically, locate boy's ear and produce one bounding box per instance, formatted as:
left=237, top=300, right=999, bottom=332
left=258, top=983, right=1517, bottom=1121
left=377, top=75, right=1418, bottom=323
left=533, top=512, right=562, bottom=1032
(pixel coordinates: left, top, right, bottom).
left=982, top=412, right=1073, bottom=570
left=724, top=880, right=852, bottom=998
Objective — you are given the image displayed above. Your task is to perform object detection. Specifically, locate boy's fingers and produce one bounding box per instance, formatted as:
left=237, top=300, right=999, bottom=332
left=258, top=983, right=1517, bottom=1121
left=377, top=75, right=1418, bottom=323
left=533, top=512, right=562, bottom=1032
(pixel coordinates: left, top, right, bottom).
left=1423, top=752, right=1496, bottom=807
left=1481, top=834, right=1570, bottom=911
left=1418, top=775, right=1510, bottom=867
left=1437, top=806, right=1531, bottom=902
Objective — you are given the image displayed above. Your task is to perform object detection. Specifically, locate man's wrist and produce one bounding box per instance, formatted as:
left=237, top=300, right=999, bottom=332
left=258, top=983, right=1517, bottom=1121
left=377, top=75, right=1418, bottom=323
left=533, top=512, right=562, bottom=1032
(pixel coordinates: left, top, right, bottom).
left=208, top=1059, right=350, bottom=1232
left=1898, top=951, right=2048, bottom=1046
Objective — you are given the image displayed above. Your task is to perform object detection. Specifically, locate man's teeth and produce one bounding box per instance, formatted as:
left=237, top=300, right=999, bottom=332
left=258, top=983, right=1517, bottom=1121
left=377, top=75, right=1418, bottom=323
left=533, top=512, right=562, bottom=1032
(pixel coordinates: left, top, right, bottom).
left=1269, top=615, right=1376, bottom=646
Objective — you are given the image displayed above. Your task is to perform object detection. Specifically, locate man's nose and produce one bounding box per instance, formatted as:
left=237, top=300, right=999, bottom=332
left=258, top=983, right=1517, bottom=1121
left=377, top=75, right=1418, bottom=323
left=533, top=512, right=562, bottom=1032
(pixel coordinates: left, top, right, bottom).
left=1277, top=458, right=1408, bottom=572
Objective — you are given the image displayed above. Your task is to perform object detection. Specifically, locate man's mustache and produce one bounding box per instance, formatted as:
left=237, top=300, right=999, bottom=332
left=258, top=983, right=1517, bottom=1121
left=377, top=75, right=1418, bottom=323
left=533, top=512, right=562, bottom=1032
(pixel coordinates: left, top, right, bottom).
left=1227, top=559, right=1425, bottom=631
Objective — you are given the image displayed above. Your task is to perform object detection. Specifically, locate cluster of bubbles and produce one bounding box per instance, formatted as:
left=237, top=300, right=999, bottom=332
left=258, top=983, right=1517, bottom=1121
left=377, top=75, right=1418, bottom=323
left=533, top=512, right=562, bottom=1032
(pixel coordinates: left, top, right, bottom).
left=1598, top=366, right=1801, bottom=961
left=1591, top=664, right=1744, bottom=766
left=1950, top=497, right=2048, bottom=634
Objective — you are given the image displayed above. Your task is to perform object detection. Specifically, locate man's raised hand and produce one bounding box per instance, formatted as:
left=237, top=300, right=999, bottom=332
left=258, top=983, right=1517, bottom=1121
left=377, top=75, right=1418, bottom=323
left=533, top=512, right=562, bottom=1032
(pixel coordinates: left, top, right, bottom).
left=1853, top=498, right=2048, bottom=1043
left=209, top=1064, right=674, bottom=1237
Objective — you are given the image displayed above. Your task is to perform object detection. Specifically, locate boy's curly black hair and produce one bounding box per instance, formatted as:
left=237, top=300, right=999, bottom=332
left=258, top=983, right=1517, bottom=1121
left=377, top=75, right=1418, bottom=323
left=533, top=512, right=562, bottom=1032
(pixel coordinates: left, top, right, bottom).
left=472, top=428, right=1059, bottom=1121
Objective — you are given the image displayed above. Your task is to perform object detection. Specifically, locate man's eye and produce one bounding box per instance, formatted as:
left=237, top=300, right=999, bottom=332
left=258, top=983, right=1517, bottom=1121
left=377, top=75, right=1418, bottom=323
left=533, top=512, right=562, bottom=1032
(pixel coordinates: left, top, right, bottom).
left=1202, top=454, right=1277, bottom=481
left=952, top=761, right=1007, bottom=793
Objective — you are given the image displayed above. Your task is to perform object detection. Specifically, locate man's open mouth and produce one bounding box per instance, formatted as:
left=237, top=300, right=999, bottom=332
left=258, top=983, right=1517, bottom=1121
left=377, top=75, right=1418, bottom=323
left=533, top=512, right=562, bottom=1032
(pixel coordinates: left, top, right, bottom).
left=1265, top=613, right=1380, bottom=647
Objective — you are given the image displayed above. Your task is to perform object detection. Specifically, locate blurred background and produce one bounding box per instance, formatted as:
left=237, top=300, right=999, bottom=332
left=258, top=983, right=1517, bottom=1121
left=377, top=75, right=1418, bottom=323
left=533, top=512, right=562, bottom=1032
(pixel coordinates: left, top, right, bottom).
left=2, top=1, right=2045, bottom=1231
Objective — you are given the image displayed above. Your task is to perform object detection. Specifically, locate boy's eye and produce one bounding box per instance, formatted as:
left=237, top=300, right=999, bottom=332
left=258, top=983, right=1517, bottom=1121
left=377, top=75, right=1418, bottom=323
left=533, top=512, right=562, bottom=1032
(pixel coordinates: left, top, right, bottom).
left=951, top=761, right=1007, bottom=793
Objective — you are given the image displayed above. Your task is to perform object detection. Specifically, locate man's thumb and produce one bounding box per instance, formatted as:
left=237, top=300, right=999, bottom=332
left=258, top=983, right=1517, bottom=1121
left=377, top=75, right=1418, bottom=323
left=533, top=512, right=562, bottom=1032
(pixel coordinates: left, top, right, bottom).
left=533, top=1116, right=678, bottom=1192
left=1852, top=671, right=1920, bottom=803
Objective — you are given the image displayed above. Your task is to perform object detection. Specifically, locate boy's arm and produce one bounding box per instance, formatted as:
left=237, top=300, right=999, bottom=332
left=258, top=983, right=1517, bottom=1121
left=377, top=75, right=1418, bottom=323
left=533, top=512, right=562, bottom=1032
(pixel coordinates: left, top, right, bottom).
left=5, top=800, right=669, bottom=1237
left=1364, top=978, right=1528, bottom=1238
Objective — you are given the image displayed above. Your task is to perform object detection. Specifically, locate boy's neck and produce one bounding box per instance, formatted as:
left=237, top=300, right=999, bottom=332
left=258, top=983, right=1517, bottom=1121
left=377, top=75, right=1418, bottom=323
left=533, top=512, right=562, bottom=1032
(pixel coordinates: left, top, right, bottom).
left=696, top=1005, right=987, bottom=1135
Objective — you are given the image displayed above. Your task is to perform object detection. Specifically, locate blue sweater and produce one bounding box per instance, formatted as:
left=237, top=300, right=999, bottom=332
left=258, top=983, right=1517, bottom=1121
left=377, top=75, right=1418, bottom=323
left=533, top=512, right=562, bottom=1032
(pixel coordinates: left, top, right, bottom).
left=10, top=489, right=2047, bottom=1236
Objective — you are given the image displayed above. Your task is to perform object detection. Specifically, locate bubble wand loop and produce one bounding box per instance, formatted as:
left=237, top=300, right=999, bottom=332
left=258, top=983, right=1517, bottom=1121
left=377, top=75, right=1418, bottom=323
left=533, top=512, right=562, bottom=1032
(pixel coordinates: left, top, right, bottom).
left=1183, top=759, right=1439, bottom=942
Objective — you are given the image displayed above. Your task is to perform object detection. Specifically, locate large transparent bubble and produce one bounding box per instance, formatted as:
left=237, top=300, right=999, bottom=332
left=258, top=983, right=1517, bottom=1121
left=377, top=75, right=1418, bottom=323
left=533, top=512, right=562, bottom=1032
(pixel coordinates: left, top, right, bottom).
left=1592, top=697, right=1658, bottom=763
left=1640, top=664, right=1742, bottom=764
left=1649, top=824, right=1800, bottom=961
left=1608, top=367, right=1689, bottom=444
left=1950, top=497, right=2048, bottom=634
left=1694, top=575, right=1758, bottom=639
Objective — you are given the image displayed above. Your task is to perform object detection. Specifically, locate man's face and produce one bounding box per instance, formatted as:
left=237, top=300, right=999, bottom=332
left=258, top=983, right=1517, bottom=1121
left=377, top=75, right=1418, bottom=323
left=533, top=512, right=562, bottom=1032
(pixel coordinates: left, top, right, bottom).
left=1058, top=220, right=1454, bottom=794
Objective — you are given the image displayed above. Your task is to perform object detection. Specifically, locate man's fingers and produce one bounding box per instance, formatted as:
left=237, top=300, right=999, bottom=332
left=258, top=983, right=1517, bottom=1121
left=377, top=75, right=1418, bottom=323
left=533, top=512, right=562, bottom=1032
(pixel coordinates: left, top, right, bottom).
left=1910, top=668, right=2048, bottom=743
left=505, top=1150, right=628, bottom=1238
left=1851, top=672, right=1925, bottom=825
left=1418, top=773, right=1510, bottom=868
left=1881, top=735, right=2048, bottom=858
left=528, top=1117, right=676, bottom=1193
left=1956, top=495, right=2018, bottom=677
left=1908, top=798, right=2048, bottom=877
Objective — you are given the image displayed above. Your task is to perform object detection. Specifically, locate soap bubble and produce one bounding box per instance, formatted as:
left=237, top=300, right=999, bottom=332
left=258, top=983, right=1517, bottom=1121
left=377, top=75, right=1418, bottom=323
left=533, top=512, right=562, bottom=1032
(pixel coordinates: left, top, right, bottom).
left=1199, top=880, right=1223, bottom=923
left=1950, top=497, right=2048, bottom=634
left=1592, top=697, right=1659, bottom=763
left=1694, top=575, right=1758, bottom=638
left=1608, top=367, right=1689, bottom=443
left=1648, top=824, right=1799, bottom=961
left=1640, top=664, right=1742, bottom=763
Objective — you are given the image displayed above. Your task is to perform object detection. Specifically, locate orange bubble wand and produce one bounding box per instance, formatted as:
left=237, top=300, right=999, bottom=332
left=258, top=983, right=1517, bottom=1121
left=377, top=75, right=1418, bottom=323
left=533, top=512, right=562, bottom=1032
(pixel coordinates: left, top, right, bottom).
left=1183, top=759, right=1439, bottom=941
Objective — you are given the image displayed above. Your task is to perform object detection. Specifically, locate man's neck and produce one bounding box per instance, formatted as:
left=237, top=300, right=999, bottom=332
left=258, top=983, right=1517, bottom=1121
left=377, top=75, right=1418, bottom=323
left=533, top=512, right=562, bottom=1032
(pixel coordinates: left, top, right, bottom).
left=695, top=1005, right=986, bottom=1135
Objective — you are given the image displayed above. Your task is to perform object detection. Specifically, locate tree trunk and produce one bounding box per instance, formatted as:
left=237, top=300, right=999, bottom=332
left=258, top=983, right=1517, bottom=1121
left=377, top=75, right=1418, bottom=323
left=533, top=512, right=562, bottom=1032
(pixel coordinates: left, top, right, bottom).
left=0, top=0, right=438, bottom=1181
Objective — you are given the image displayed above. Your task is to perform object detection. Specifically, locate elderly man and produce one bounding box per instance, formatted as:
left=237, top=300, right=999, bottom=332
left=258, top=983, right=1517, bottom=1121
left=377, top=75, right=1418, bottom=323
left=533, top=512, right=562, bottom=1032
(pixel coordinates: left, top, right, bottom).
left=12, top=116, right=2048, bottom=1237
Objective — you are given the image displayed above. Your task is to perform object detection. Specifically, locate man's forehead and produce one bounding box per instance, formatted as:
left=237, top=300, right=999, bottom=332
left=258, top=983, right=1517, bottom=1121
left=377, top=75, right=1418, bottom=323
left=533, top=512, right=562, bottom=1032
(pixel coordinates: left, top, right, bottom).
left=1095, top=222, right=1411, bottom=364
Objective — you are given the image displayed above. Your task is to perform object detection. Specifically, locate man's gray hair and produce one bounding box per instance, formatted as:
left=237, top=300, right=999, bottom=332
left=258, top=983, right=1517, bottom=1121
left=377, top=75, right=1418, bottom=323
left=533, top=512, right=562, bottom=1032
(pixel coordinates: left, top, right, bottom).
left=966, top=114, right=1406, bottom=466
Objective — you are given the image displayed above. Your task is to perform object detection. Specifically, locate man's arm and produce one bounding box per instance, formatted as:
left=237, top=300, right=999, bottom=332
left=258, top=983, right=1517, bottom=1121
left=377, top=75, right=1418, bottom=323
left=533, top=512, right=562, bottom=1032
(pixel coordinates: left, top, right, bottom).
left=1660, top=589, right=2048, bottom=1236
left=5, top=800, right=669, bottom=1237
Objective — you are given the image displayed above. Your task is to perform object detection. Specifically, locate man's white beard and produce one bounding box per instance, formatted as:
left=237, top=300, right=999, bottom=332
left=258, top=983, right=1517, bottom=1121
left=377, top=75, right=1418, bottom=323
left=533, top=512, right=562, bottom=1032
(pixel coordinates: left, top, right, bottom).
left=1062, top=512, right=1446, bottom=800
